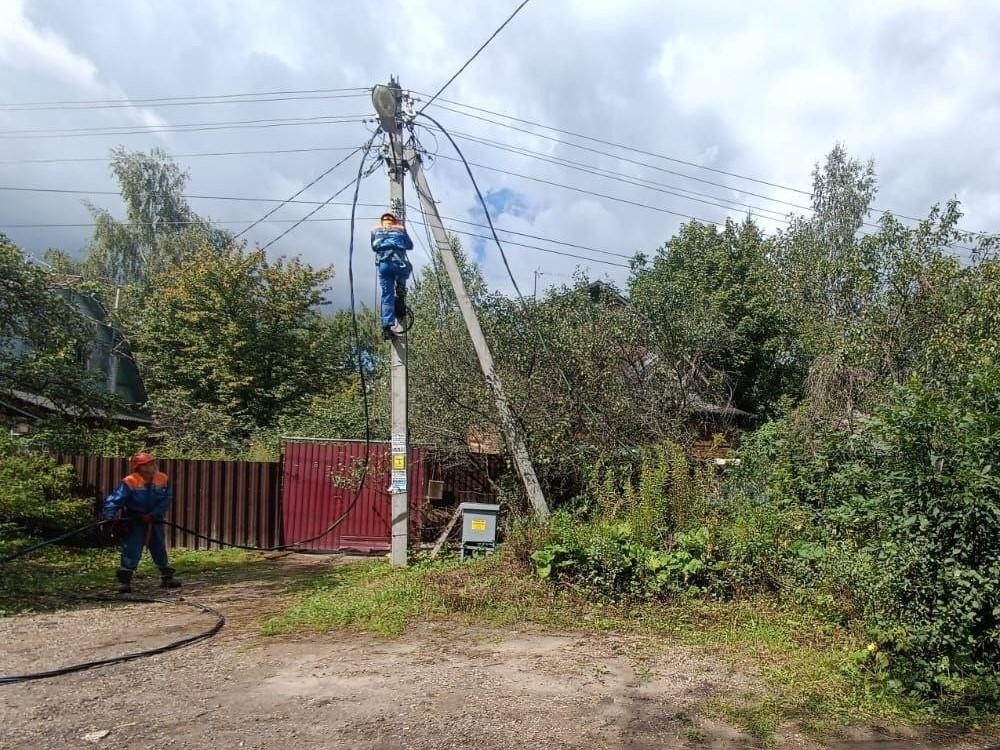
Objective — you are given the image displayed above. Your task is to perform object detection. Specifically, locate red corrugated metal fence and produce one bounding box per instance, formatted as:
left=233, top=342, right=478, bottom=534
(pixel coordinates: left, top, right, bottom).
left=58, top=455, right=282, bottom=549
left=281, top=440, right=426, bottom=553
left=60, top=445, right=502, bottom=553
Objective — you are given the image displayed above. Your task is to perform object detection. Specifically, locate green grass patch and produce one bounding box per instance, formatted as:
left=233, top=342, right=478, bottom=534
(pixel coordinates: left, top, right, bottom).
left=0, top=545, right=264, bottom=615
left=263, top=559, right=445, bottom=637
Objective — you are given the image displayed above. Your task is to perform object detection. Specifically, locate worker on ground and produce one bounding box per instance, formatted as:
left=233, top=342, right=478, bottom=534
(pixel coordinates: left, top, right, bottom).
left=101, top=452, right=181, bottom=593
left=371, top=211, right=413, bottom=340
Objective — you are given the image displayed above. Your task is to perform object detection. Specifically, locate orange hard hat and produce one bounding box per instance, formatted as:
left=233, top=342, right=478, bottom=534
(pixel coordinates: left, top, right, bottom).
left=130, top=452, right=156, bottom=471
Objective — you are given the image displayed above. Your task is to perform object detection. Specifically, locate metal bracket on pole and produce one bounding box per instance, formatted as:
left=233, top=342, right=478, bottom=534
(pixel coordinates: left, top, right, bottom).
left=408, top=147, right=550, bottom=520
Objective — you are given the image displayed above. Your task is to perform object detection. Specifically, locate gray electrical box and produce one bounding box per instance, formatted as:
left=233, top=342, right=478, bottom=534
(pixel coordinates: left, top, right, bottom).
left=459, top=502, right=500, bottom=560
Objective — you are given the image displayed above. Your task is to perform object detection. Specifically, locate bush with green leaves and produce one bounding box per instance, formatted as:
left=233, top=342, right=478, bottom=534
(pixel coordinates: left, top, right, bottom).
left=531, top=514, right=728, bottom=600
left=0, top=436, right=94, bottom=550
left=732, top=359, right=1000, bottom=704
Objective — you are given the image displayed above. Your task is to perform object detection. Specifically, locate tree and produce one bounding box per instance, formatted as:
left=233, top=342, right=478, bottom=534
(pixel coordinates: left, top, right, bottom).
left=131, top=244, right=339, bottom=450
left=85, top=147, right=229, bottom=286
left=629, top=218, right=798, bottom=417
left=773, top=144, right=879, bottom=358
left=0, top=235, right=115, bottom=417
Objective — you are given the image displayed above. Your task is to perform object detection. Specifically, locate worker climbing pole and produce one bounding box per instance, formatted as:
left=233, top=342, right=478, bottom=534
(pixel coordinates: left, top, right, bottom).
left=369, top=79, right=549, bottom=547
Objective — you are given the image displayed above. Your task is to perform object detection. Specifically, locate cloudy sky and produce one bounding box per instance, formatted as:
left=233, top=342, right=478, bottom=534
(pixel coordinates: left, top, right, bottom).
left=2, top=0, right=998, bottom=306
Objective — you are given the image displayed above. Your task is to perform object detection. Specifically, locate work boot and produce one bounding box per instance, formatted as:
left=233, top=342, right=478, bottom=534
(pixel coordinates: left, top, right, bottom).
left=115, top=568, right=134, bottom=594
left=159, top=567, right=182, bottom=589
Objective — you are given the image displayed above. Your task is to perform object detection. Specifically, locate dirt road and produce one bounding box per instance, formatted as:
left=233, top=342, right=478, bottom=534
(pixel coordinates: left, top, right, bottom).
left=1, top=557, right=995, bottom=750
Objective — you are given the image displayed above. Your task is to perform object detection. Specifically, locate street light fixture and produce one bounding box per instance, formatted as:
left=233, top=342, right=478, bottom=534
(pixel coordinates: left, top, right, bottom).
left=372, top=80, right=402, bottom=133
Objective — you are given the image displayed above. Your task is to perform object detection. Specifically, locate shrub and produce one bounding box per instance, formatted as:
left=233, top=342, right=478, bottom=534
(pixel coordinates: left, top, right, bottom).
left=530, top=513, right=728, bottom=601
left=0, top=436, right=94, bottom=550
left=729, top=359, right=1000, bottom=704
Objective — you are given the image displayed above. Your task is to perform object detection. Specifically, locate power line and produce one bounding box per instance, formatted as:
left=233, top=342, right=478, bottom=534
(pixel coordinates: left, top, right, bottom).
left=421, top=97, right=812, bottom=196
left=4, top=215, right=630, bottom=268
left=0, top=145, right=360, bottom=166
left=0, top=87, right=368, bottom=108
left=407, top=221, right=630, bottom=268
left=416, top=126, right=979, bottom=251
left=2, top=129, right=797, bottom=221
left=0, top=184, right=633, bottom=259
left=423, top=128, right=796, bottom=219
left=260, top=133, right=382, bottom=251
left=422, top=119, right=815, bottom=213
left=0, top=92, right=369, bottom=113
left=0, top=184, right=384, bottom=208
left=431, top=142, right=791, bottom=225
left=408, top=143, right=745, bottom=228
left=417, top=0, right=533, bottom=114
left=424, top=96, right=994, bottom=236
left=233, top=147, right=363, bottom=238
left=0, top=115, right=368, bottom=140
left=9, top=130, right=983, bottom=243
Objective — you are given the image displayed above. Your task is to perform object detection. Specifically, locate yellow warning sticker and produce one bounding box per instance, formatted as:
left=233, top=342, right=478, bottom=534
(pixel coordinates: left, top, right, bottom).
left=392, top=455, right=405, bottom=470
left=471, top=519, right=487, bottom=531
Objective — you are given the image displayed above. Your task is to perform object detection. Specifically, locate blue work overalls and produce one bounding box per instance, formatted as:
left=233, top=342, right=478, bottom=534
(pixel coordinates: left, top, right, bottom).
left=102, top=472, right=172, bottom=570
left=371, top=224, right=414, bottom=328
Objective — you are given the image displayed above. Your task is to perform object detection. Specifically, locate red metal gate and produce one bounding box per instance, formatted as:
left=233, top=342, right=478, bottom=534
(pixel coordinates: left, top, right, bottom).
left=281, top=440, right=426, bottom=553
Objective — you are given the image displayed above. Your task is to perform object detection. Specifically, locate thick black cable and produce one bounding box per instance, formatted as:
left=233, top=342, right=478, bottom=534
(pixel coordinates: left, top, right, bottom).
left=268, top=136, right=377, bottom=550
left=0, top=520, right=110, bottom=564
left=157, top=140, right=379, bottom=551
left=0, top=595, right=225, bottom=685
left=0, top=145, right=379, bottom=557
left=0, top=146, right=377, bottom=683
left=417, top=0, right=533, bottom=115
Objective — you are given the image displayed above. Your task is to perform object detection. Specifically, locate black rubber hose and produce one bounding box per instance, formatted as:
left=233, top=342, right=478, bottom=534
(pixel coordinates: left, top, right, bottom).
left=0, top=594, right=225, bottom=685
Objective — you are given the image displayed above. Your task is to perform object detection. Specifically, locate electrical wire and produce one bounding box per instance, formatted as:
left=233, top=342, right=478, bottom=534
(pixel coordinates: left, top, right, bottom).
left=422, top=99, right=995, bottom=239
left=7, top=215, right=630, bottom=267
left=0, top=184, right=387, bottom=210
left=421, top=97, right=812, bottom=196
left=424, top=122, right=815, bottom=217
left=0, top=92, right=368, bottom=113
left=0, top=86, right=368, bottom=109
left=259, top=134, right=380, bottom=250
left=417, top=0, right=533, bottom=115
left=429, top=136, right=794, bottom=222
left=0, top=115, right=368, bottom=140
left=0, top=145, right=360, bottom=165
left=234, top=146, right=363, bottom=238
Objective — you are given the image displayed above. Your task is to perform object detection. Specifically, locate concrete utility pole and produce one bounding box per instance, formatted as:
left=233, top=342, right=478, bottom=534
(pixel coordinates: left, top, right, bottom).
left=373, top=79, right=409, bottom=567
left=408, top=147, right=550, bottom=520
